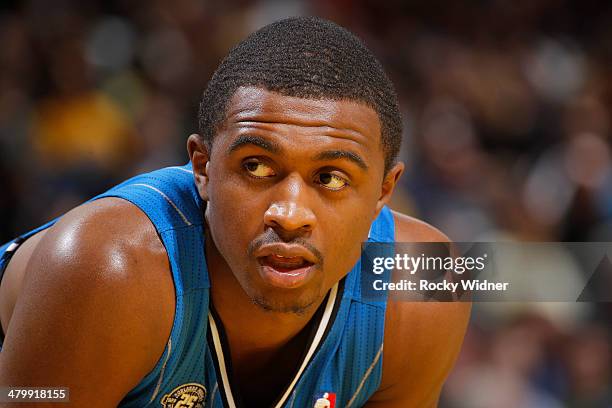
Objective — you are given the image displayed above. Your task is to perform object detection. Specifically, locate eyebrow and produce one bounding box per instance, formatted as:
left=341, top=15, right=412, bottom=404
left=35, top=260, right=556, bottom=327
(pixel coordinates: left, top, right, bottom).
left=314, top=150, right=368, bottom=170
left=227, top=134, right=368, bottom=171
left=227, top=135, right=282, bottom=155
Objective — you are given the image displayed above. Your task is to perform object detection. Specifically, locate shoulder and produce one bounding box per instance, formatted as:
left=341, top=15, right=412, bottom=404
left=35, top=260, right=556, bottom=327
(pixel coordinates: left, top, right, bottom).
left=391, top=210, right=449, bottom=242
left=367, top=210, right=471, bottom=407
left=0, top=198, right=175, bottom=406
left=29, top=197, right=173, bottom=301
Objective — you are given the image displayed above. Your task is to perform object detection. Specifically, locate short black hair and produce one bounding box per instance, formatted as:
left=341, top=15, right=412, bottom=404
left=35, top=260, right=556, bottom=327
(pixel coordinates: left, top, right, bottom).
left=198, top=16, right=402, bottom=173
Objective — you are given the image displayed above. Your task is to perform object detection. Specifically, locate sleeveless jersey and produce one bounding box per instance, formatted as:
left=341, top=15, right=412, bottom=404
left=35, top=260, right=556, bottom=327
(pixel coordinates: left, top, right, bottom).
left=0, top=163, right=395, bottom=408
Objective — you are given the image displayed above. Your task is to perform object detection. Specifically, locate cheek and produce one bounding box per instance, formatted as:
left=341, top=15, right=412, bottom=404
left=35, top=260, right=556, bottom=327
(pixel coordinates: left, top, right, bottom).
left=207, top=180, right=266, bottom=261
left=318, top=198, right=376, bottom=279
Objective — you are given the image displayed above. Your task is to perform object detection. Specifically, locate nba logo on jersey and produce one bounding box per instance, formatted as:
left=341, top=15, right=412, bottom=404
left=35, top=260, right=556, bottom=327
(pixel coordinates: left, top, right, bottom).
left=313, top=392, right=336, bottom=408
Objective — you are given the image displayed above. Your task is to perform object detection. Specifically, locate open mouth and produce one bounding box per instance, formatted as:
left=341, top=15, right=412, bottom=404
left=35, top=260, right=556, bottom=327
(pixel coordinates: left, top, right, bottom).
left=257, top=255, right=316, bottom=289
left=261, top=254, right=314, bottom=272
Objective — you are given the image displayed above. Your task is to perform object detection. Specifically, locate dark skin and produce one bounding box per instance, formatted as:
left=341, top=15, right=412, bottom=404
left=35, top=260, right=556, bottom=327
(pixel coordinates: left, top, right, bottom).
left=0, top=86, right=470, bottom=407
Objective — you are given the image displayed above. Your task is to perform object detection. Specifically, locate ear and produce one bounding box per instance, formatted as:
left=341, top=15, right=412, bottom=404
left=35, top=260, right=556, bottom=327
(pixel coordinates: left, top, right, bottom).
left=375, top=161, right=404, bottom=216
left=187, top=134, right=211, bottom=201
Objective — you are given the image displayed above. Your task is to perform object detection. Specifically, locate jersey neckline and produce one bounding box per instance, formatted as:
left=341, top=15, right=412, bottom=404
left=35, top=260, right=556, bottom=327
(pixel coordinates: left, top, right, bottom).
left=206, top=279, right=345, bottom=408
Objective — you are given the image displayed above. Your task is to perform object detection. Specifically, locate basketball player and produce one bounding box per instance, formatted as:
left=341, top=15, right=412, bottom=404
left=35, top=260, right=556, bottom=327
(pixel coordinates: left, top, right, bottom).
left=0, top=17, right=470, bottom=407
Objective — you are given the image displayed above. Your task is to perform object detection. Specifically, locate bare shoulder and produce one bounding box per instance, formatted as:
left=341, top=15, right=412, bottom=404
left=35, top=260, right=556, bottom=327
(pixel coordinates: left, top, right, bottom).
left=366, top=211, right=471, bottom=407
left=0, top=198, right=175, bottom=406
left=12, top=197, right=172, bottom=302
left=391, top=210, right=449, bottom=242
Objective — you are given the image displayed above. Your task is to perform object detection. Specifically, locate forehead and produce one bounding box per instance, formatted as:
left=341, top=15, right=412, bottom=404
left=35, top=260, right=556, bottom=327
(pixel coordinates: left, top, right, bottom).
left=219, top=86, right=382, bottom=150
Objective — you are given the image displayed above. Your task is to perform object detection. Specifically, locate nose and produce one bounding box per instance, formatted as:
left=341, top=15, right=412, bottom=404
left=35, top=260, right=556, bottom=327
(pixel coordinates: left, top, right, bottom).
left=264, top=174, right=317, bottom=235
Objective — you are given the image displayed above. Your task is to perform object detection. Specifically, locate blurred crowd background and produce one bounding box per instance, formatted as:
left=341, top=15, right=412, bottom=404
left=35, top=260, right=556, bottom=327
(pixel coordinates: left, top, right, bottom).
left=0, top=0, right=610, bottom=407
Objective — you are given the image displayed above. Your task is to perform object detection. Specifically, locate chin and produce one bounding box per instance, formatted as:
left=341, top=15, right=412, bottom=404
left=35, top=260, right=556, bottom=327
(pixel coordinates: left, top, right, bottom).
left=247, top=285, right=323, bottom=315
left=251, top=297, right=316, bottom=315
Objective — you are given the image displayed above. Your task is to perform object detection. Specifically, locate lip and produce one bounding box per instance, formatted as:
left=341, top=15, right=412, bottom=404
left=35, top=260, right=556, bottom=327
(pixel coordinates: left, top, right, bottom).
left=258, top=262, right=317, bottom=289
left=253, top=243, right=319, bottom=264
left=254, top=244, right=319, bottom=289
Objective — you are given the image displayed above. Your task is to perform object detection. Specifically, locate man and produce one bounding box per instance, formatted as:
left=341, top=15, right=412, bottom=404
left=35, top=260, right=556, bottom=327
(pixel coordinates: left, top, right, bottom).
left=0, top=17, right=470, bottom=407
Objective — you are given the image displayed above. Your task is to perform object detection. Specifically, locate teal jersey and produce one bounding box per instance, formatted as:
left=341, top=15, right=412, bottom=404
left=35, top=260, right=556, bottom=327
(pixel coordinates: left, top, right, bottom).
left=0, top=164, right=394, bottom=408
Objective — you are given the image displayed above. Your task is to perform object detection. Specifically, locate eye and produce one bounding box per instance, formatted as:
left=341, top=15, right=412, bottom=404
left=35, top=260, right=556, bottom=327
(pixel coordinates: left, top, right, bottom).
left=243, top=159, right=276, bottom=178
left=316, top=172, right=348, bottom=190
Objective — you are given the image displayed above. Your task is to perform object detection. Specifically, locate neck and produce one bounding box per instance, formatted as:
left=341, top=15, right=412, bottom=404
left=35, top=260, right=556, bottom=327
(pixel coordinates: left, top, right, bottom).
left=204, top=229, right=326, bottom=352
